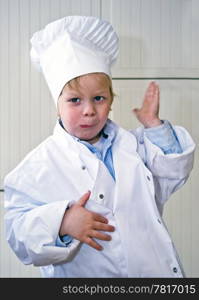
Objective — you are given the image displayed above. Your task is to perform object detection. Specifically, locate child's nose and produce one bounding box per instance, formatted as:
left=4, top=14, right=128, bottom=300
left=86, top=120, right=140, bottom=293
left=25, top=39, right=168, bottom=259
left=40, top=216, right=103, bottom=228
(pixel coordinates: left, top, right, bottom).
left=83, top=101, right=96, bottom=116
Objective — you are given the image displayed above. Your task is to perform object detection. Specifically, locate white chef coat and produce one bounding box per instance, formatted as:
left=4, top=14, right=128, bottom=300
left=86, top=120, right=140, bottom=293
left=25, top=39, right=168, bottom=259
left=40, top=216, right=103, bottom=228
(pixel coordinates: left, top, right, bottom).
left=4, top=119, right=195, bottom=277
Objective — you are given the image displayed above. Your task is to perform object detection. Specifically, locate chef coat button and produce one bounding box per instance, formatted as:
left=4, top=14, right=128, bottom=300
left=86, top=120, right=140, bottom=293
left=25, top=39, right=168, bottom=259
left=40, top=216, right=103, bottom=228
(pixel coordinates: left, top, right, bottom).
left=173, top=267, right=178, bottom=273
left=147, top=176, right=150, bottom=181
left=139, top=139, right=144, bottom=144
left=81, top=165, right=86, bottom=170
left=99, top=194, right=104, bottom=199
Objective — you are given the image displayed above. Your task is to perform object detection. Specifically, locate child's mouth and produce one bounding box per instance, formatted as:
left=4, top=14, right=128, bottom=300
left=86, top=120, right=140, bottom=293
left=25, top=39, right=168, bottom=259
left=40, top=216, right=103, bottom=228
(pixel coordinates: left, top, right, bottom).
left=80, top=124, right=94, bottom=128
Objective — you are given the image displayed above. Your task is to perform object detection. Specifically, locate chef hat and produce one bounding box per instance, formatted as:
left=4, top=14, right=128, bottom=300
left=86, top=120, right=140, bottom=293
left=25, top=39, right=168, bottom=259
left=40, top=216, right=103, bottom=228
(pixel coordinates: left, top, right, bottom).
left=30, top=16, right=119, bottom=104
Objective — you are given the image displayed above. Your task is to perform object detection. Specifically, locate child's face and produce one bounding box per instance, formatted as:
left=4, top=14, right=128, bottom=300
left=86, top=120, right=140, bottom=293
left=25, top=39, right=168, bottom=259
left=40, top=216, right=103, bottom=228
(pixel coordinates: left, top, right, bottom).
left=58, top=73, right=113, bottom=144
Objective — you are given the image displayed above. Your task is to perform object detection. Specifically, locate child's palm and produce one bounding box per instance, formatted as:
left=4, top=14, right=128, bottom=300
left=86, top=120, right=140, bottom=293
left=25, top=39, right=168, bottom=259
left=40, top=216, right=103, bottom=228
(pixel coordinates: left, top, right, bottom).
left=59, top=191, right=115, bottom=251
left=133, top=81, right=161, bottom=128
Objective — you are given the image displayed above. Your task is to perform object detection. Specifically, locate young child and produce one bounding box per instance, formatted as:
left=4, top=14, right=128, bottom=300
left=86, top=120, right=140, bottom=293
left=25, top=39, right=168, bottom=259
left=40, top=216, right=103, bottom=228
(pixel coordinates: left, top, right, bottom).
left=4, top=16, right=195, bottom=278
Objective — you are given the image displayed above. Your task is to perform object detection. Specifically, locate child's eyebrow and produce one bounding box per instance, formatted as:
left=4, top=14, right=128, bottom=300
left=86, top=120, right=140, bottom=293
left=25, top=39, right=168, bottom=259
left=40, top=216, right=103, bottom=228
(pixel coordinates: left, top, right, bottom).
left=62, top=89, right=109, bottom=97
left=62, top=91, right=81, bottom=97
left=93, top=89, right=109, bottom=94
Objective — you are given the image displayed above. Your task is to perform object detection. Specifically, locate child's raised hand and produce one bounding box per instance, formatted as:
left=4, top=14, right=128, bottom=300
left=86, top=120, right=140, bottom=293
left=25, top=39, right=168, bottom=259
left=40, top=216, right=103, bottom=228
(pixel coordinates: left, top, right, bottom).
left=59, top=191, right=115, bottom=251
left=132, top=81, right=162, bottom=128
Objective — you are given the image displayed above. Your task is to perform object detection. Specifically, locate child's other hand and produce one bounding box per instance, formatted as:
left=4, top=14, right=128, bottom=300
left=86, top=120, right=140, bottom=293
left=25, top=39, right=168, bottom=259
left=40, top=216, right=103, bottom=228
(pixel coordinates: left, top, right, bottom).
left=59, top=191, right=115, bottom=251
left=132, top=81, right=162, bottom=128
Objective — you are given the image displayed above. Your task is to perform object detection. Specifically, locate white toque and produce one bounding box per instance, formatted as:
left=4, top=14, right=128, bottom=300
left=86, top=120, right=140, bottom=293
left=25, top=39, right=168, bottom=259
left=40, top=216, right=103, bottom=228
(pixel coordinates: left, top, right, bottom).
left=30, top=16, right=119, bottom=104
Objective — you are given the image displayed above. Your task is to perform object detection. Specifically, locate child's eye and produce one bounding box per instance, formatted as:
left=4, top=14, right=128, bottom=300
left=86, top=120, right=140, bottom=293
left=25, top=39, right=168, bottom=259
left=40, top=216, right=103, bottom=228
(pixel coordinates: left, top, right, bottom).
left=94, top=96, right=105, bottom=102
left=68, top=98, right=81, bottom=103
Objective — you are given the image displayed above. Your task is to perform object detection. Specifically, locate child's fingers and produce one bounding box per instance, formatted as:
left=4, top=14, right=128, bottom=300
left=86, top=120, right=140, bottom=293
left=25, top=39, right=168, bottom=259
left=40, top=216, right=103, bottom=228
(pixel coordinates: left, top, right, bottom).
left=93, top=221, right=115, bottom=232
left=92, top=212, right=110, bottom=224
left=77, top=191, right=91, bottom=206
left=90, top=230, right=112, bottom=241
left=132, top=108, right=141, bottom=117
left=146, top=82, right=156, bottom=95
left=144, top=82, right=159, bottom=104
left=132, top=108, right=139, bottom=114
left=84, top=237, right=103, bottom=251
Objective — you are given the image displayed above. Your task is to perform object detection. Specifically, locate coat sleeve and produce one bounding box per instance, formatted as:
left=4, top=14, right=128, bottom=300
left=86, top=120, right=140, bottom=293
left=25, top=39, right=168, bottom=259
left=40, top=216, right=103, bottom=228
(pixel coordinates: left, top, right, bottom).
left=131, top=125, right=196, bottom=214
left=4, top=182, right=80, bottom=267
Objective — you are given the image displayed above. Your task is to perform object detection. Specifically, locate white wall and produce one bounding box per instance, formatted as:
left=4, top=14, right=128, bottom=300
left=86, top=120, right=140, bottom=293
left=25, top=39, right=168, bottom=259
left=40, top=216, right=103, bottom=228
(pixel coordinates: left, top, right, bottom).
left=0, top=0, right=198, bottom=277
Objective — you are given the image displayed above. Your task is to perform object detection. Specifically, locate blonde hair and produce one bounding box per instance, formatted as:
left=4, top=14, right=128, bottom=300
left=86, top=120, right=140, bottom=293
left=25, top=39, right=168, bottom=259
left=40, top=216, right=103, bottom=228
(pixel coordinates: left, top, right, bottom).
left=61, top=72, right=115, bottom=100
